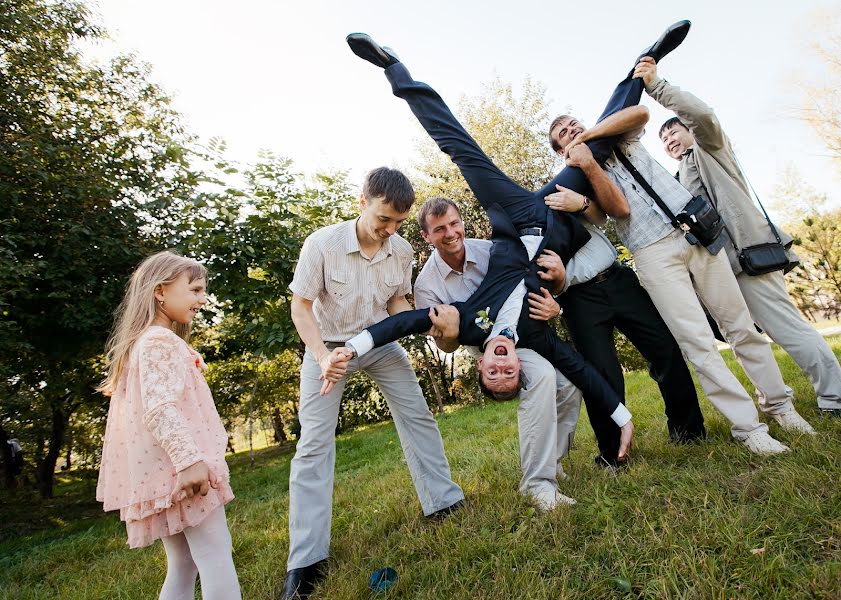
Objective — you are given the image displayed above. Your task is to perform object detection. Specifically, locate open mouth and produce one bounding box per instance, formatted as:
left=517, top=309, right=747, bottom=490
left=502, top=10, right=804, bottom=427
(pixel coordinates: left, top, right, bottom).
left=668, top=142, right=680, bottom=154
left=494, top=344, right=508, bottom=356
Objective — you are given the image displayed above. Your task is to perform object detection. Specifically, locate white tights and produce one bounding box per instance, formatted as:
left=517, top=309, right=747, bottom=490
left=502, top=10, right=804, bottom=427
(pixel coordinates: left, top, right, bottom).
left=159, top=506, right=241, bottom=600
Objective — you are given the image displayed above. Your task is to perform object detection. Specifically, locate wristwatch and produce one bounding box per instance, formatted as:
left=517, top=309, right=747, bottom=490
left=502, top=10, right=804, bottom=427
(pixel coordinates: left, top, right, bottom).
left=577, top=196, right=591, bottom=213
left=346, top=345, right=358, bottom=358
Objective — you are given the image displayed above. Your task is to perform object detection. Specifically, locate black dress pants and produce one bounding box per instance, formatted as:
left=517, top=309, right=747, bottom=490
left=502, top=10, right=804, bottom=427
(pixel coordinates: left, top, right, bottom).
left=561, top=264, right=706, bottom=462
left=384, top=62, right=644, bottom=232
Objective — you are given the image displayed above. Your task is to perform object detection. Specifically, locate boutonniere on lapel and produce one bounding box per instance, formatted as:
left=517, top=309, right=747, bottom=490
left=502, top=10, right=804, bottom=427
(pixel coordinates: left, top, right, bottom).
left=474, top=307, right=493, bottom=332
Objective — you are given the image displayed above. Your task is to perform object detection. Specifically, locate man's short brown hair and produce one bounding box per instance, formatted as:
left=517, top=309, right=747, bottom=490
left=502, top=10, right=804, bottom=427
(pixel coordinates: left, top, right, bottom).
left=363, top=167, right=416, bottom=213
left=478, top=371, right=522, bottom=401
left=549, top=114, right=572, bottom=153
left=417, top=197, right=461, bottom=232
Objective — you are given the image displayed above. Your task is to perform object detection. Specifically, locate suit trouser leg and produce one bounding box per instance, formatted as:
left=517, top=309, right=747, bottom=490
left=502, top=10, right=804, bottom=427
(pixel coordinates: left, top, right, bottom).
left=534, top=74, right=644, bottom=198
left=385, top=62, right=631, bottom=223
left=737, top=270, right=841, bottom=411
left=287, top=350, right=352, bottom=570
left=384, top=62, right=536, bottom=225
left=686, top=244, right=794, bottom=416
left=537, top=330, right=624, bottom=420
left=633, top=232, right=767, bottom=440
left=561, top=286, right=624, bottom=461
left=608, top=267, right=706, bottom=440
left=516, top=349, right=580, bottom=497
left=363, top=343, right=464, bottom=515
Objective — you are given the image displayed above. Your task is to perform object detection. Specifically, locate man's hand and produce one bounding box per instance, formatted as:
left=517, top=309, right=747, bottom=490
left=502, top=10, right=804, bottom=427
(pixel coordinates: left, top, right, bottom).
left=544, top=184, right=588, bottom=213
left=618, top=420, right=634, bottom=462
left=565, top=143, right=595, bottom=169
left=535, top=249, right=566, bottom=292
left=564, top=135, right=586, bottom=158
left=428, top=304, right=460, bottom=340
left=633, top=56, right=658, bottom=87
left=318, top=347, right=353, bottom=395
left=527, top=287, right=561, bottom=321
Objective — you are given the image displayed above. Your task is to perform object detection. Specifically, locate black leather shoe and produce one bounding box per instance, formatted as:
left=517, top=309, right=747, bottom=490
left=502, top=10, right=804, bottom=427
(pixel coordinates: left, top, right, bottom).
left=594, top=454, right=624, bottom=470
left=278, top=560, right=327, bottom=600
left=669, top=425, right=707, bottom=444
left=641, top=20, right=691, bottom=63
left=346, top=33, right=400, bottom=69
left=427, top=498, right=465, bottom=520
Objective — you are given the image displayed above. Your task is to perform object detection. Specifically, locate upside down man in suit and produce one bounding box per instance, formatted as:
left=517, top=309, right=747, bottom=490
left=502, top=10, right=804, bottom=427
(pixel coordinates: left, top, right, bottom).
left=322, top=23, right=694, bottom=461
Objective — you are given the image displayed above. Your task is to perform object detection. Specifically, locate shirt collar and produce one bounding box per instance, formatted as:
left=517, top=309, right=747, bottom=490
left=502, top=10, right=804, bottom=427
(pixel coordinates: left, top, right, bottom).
left=432, top=239, right=477, bottom=278
left=344, top=218, right=393, bottom=259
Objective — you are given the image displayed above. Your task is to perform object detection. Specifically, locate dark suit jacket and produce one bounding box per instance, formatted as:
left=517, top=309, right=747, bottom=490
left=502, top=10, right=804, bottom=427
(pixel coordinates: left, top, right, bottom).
left=364, top=204, right=623, bottom=418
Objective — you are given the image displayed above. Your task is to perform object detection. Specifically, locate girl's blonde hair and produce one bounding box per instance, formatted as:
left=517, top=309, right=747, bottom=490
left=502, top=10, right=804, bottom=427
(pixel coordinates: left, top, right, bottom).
left=98, top=251, right=207, bottom=395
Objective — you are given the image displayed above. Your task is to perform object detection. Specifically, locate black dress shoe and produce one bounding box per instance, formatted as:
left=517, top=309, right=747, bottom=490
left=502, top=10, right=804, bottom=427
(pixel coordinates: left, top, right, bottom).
left=278, top=560, right=327, bottom=600
left=641, top=20, right=691, bottom=63
left=346, top=33, right=400, bottom=69
left=669, top=425, right=707, bottom=444
left=594, top=454, right=624, bottom=470
left=427, top=498, right=465, bottom=520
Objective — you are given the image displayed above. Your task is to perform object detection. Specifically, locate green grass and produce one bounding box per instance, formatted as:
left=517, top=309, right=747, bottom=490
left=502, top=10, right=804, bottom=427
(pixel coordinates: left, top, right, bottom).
left=2, top=339, right=841, bottom=599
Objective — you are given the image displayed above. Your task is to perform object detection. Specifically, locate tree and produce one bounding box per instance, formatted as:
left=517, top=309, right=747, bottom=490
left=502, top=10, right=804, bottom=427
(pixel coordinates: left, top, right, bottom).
left=185, top=147, right=365, bottom=449
left=801, top=9, right=841, bottom=172
left=0, top=0, right=196, bottom=496
left=771, top=171, right=841, bottom=321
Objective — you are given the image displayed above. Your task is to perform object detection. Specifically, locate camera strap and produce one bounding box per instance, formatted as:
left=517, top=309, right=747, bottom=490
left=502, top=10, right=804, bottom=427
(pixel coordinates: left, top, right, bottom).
left=732, top=154, right=783, bottom=246
left=615, top=151, right=682, bottom=230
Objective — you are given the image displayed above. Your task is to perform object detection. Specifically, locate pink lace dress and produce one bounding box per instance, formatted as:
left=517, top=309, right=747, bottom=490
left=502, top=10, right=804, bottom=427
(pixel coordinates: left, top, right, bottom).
left=96, top=326, right=234, bottom=548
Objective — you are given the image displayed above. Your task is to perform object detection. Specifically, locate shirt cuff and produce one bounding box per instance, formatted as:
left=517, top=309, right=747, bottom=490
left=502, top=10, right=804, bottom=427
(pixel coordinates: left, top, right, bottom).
left=345, top=331, right=374, bottom=358
left=610, top=403, right=632, bottom=427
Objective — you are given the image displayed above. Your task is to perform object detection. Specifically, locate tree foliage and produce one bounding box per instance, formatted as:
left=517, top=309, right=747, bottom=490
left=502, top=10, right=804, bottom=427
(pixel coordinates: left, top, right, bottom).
left=0, top=0, right=195, bottom=496
left=773, top=170, right=841, bottom=320
left=801, top=9, right=841, bottom=172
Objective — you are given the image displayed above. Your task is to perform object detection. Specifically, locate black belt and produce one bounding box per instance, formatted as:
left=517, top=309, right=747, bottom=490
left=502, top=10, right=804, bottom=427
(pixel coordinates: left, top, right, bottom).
left=324, top=341, right=346, bottom=349
left=582, top=261, right=622, bottom=286
left=518, top=227, right=543, bottom=236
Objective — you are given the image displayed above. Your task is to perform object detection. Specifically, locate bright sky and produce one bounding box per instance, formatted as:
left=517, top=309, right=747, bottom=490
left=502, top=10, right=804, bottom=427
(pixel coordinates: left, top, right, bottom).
left=88, top=0, right=841, bottom=218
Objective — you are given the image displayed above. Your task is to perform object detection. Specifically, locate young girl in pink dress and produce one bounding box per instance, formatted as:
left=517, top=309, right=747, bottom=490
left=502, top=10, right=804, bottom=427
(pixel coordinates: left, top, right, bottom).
left=96, top=251, right=241, bottom=600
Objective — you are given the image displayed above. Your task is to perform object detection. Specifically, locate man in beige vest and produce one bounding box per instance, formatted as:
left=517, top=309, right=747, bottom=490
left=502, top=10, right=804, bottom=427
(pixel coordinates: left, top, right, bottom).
left=637, top=56, right=841, bottom=418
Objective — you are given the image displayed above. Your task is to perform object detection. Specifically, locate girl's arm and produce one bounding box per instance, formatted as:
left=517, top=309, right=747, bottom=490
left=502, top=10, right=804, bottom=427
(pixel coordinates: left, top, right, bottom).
left=139, top=331, right=216, bottom=501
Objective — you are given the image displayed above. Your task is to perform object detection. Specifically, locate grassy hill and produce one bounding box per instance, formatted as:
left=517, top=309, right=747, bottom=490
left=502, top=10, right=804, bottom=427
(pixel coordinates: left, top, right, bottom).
left=2, top=340, right=841, bottom=599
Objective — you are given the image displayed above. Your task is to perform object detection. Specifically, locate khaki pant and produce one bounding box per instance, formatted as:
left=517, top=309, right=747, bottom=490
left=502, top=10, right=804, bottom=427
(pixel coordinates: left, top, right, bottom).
left=634, top=231, right=793, bottom=439
left=737, top=270, right=841, bottom=411
left=515, top=349, right=581, bottom=498
left=287, top=342, right=464, bottom=570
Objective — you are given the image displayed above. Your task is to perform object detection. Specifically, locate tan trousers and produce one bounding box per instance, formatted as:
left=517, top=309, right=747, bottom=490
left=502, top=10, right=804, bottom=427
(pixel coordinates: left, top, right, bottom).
left=516, top=349, right=581, bottom=498
left=737, top=270, right=841, bottom=411
left=633, top=231, right=793, bottom=439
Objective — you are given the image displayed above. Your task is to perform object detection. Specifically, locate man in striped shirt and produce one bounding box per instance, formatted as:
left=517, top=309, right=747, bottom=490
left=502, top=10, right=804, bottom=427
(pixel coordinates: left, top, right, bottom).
left=281, top=167, right=464, bottom=600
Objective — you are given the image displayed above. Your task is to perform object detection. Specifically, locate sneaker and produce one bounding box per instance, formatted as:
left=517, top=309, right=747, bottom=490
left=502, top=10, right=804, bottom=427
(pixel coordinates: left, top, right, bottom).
left=530, top=489, right=576, bottom=512
left=820, top=408, right=841, bottom=418
left=771, top=410, right=817, bottom=435
left=742, top=430, right=789, bottom=455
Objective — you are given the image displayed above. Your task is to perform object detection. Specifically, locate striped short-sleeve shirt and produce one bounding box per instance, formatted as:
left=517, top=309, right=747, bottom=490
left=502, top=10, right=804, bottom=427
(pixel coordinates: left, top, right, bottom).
left=289, top=219, right=413, bottom=342
left=604, top=134, right=694, bottom=252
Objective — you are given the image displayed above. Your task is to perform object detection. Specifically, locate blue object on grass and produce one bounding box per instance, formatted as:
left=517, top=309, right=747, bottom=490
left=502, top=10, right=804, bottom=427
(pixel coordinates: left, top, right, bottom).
left=368, top=567, right=398, bottom=593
